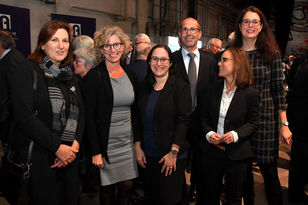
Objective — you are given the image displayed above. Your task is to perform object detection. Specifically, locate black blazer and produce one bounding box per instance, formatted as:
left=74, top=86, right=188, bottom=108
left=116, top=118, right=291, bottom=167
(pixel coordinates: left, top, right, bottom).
left=172, top=48, right=219, bottom=150
left=0, top=49, right=25, bottom=141
left=0, top=49, right=25, bottom=112
left=82, top=61, right=139, bottom=163
left=10, top=60, right=85, bottom=163
left=198, top=80, right=259, bottom=160
left=135, top=74, right=191, bottom=156
left=172, top=48, right=218, bottom=99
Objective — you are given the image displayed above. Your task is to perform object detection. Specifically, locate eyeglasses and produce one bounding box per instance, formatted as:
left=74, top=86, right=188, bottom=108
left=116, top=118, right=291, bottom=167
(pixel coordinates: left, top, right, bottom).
left=218, top=57, right=233, bottom=63
left=241, top=19, right=261, bottom=27
left=181, top=27, right=200, bottom=34
left=151, top=57, right=170, bottom=64
left=101, top=42, right=123, bottom=51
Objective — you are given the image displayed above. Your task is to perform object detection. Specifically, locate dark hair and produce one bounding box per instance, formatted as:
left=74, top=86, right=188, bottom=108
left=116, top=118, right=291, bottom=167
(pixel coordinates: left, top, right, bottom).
left=144, top=44, right=176, bottom=91
left=231, top=6, right=279, bottom=64
left=0, top=30, right=15, bottom=49
left=225, top=47, right=253, bottom=87
left=28, top=20, right=73, bottom=66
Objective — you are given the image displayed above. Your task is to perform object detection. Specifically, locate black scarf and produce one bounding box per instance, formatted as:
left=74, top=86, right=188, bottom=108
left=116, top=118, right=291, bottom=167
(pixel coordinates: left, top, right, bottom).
left=40, top=55, right=79, bottom=142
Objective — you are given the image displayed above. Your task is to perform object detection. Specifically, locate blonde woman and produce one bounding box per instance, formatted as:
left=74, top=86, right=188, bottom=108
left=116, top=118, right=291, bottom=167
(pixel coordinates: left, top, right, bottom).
left=81, top=26, right=138, bottom=205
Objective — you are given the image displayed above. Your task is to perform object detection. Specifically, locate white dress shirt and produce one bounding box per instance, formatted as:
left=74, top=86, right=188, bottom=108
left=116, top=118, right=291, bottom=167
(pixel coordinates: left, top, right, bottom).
left=206, top=80, right=239, bottom=143
left=0, top=48, right=11, bottom=60
left=181, top=47, right=200, bottom=77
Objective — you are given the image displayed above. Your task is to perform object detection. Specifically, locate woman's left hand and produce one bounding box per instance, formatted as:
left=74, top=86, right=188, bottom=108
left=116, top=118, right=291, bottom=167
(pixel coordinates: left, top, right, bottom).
left=279, top=125, right=292, bottom=144
left=221, top=132, right=234, bottom=144
left=159, top=152, right=177, bottom=176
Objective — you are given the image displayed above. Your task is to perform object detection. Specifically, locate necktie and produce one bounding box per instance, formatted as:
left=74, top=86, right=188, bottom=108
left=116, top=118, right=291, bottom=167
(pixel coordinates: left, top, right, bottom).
left=188, top=53, right=197, bottom=109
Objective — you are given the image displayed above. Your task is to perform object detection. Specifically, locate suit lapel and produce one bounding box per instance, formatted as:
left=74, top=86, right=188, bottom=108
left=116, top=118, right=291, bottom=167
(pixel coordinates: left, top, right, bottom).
left=154, top=76, right=174, bottom=114
left=214, top=82, right=224, bottom=125
left=174, top=49, right=189, bottom=82
left=225, top=87, right=242, bottom=120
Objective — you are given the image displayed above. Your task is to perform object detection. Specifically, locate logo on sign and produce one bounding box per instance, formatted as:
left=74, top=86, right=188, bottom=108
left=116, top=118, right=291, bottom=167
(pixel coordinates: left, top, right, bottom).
left=0, top=14, right=12, bottom=30
left=70, top=23, right=81, bottom=37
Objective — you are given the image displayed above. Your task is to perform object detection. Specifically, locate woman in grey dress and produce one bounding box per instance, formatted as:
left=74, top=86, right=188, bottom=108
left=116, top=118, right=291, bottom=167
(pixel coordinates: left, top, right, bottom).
left=82, top=25, right=139, bottom=205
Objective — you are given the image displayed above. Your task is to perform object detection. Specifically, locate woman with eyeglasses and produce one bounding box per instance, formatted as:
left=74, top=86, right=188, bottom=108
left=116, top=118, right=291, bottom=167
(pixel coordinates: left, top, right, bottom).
left=231, top=6, right=292, bottom=205
left=73, top=47, right=100, bottom=79
left=134, top=44, right=191, bottom=205
left=81, top=25, right=139, bottom=205
left=197, top=47, right=259, bottom=205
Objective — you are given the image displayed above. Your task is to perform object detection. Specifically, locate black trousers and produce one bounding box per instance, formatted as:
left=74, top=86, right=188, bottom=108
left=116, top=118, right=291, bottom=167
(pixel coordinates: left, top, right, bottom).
left=143, top=156, right=186, bottom=205
left=29, top=146, right=79, bottom=205
left=244, top=160, right=282, bottom=205
left=196, top=147, right=248, bottom=205
left=288, top=140, right=308, bottom=201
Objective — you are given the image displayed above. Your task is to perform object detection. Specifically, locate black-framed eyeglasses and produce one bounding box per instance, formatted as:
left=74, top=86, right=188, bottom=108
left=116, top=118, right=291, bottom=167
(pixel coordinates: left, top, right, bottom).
left=241, top=19, right=261, bottom=27
left=151, top=57, right=170, bottom=64
left=101, top=42, right=123, bottom=51
left=181, top=27, right=200, bottom=34
left=218, top=57, right=233, bottom=63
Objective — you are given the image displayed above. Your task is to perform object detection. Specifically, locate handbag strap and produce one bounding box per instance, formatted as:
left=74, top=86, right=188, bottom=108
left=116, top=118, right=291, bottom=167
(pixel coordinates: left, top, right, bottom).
left=26, top=64, right=38, bottom=167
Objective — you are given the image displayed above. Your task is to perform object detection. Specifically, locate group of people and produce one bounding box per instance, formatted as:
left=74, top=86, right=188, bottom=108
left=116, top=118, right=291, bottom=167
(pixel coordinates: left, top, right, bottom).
left=0, top=4, right=306, bottom=205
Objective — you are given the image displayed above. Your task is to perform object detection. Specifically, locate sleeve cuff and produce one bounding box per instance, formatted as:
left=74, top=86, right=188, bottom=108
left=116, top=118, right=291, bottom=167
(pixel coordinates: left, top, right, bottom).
left=230, top=130, right=238, bottom=143
left=206, top=131, right=215, bottom=143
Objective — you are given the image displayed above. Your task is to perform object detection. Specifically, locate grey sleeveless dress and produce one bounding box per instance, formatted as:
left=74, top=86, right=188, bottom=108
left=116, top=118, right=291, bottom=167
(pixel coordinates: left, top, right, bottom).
left=100, top=73, right=138, bottom=186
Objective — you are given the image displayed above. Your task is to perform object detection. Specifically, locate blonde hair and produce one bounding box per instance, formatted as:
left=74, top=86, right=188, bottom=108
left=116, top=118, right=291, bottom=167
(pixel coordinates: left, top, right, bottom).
left=94, top=26, right=130, bottom=61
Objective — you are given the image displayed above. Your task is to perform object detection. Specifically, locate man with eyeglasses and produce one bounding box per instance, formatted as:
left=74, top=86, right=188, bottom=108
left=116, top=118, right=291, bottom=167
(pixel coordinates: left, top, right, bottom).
left=127, top=33, right=152, bottom=82
left=172, top=17, right=219, bottom=204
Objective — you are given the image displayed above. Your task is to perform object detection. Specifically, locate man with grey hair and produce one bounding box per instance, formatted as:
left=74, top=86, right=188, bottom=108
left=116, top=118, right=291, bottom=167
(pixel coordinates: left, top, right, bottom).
left=204, top=38, right=222, bottom=54
left=127, top=33, right=152, bottom=82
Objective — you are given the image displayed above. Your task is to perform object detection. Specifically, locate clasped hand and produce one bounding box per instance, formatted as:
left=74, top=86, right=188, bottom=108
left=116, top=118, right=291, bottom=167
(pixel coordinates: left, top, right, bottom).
left=210, top=132, right=234, bottom=144
left=51, top=140, right=79, bottom=168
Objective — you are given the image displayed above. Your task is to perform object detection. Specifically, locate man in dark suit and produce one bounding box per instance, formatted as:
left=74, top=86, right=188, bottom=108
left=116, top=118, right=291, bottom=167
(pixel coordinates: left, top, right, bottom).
left=172, top=17, right=218, bottom=204
left=0, top=30, right=27, bottom=203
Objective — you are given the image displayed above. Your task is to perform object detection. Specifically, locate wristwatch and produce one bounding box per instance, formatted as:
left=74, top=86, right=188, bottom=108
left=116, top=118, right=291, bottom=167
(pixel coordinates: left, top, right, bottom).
left=280, top=121, right=289, bottom=126
left=170, top=150, right=178, bottom=155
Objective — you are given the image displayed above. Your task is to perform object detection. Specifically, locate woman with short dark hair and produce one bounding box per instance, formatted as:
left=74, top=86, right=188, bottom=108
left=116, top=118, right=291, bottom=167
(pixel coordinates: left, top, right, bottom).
left=196, top=47, right=259, bottom=205
left=134, top=44, right=191, bottom=205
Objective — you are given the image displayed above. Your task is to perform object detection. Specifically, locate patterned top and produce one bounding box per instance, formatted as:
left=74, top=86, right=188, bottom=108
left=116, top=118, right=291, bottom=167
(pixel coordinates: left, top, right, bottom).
left=247, top=50, right=286, bottom=163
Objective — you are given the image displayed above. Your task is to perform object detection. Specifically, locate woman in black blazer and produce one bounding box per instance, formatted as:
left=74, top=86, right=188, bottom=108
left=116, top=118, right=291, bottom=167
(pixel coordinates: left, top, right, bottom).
left=134, top=44, right=191, bottom=205
left=10, top=21, right=84, bottom=205
left=197, top=47, right=259, bottom=205
left=82, top=26, right=139, bottom=205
